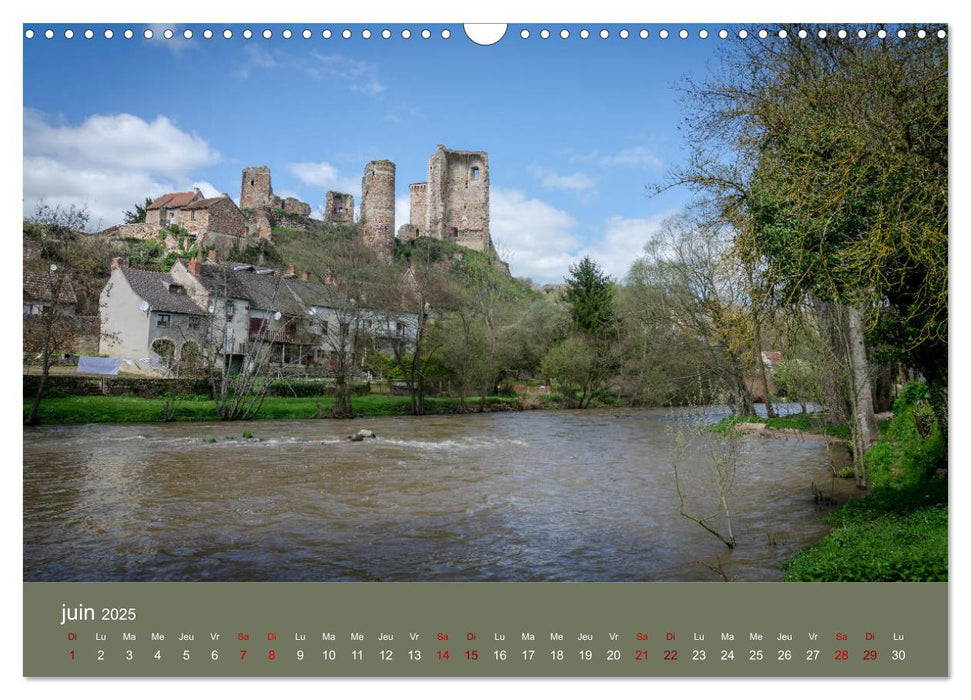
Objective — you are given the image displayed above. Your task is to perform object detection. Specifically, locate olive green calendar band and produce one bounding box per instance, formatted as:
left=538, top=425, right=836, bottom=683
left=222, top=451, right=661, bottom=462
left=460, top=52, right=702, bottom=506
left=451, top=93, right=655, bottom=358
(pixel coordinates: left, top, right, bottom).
left=25, top=582, right=947, bottom=677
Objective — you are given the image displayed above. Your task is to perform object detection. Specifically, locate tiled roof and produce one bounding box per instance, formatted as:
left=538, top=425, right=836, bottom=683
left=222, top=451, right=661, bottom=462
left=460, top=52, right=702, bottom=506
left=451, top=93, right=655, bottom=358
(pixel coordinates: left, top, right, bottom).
left=147, top=191, right=198, bottom=210
left=184, top=196, right=230, bottom=210
left=23, top=269, right=77, bottom=305
left=120, top=268, right=206, bottom=315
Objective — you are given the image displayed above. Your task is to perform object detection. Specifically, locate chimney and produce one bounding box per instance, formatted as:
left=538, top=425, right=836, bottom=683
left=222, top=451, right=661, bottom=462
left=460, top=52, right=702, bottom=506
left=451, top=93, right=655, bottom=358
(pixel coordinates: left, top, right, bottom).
left=285, top=263, right=296, bottom=277
left=208, top=249, right=218, bottom=262
left=110, top=256, right=124, bottom=270
left=301, top=271, right=310, bottom=282
left=188, top=258, right=201, bottom=276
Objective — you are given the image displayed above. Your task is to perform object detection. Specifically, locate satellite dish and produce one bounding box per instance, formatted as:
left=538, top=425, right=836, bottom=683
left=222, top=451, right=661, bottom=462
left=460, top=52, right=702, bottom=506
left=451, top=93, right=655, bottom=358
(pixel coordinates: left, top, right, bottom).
left=138, top=300, right=149, bottom=312
left=49, top=264, right=58, bottom=272
left=308, top=308, right=317, bottom=316
left=208, top=305, right=215, bottom=313
left=273, top=311, right=282, bottom=320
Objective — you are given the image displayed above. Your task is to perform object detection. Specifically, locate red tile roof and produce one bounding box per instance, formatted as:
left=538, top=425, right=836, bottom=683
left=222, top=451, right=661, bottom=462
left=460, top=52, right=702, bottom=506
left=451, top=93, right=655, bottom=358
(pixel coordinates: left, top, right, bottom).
left=147, top=191, right=199, bottom=210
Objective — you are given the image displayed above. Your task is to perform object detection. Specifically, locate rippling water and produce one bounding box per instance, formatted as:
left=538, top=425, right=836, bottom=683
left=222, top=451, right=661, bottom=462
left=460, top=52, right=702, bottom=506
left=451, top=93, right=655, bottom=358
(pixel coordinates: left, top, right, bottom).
left=23, top=407, right=854, bottom=582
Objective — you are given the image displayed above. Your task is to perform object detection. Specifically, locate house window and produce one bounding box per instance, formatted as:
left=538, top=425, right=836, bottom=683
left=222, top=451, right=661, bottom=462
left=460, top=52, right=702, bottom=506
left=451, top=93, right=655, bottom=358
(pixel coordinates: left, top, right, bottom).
left=167, top=211, right=175, bottom=223
left=225, top=301, right=235, bottom=319
left=157, top=314, right=171, bottom=328
left=340, top=322, right=350, bottom=336
left=189, top=317, right=201, bottom=330
left=321, top=320, right=329, bottom=335
left=363, top=319, right=372, bottom=330
left=169, top=284, right=185, bottom=295
left=471, top=166, right=480, bottom=180
left=191, top=211, right=197, bottom=221
left=396, top=322, right=405, bottom=337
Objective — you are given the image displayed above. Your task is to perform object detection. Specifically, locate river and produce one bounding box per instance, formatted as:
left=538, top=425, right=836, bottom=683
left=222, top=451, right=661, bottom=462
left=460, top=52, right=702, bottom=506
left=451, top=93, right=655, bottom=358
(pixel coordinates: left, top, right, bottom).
left=23, top=407, right=854, bottom=582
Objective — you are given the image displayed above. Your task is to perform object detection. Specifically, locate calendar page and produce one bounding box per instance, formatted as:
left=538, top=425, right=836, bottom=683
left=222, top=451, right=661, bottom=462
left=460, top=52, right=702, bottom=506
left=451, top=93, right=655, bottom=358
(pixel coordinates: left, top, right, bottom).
left=20, top=10, right=949, bottom=685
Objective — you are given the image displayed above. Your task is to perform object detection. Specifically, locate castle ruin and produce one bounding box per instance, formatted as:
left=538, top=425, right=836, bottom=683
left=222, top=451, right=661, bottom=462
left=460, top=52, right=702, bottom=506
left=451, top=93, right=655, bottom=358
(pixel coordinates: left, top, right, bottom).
left=324, top=191, right=355, bottom=224
left=359, top=160, right=397, bottom=262
left=103, top=146, right=492, bottom=262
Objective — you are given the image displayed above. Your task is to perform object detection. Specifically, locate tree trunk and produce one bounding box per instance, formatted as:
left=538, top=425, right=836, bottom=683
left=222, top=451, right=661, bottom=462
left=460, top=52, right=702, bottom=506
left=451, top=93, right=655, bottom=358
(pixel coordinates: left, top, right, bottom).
left=847, top=304, right=877, bottom=488
left=25, top=315, right=55, bottom=426
left=816, top=300, right=851, bottom=425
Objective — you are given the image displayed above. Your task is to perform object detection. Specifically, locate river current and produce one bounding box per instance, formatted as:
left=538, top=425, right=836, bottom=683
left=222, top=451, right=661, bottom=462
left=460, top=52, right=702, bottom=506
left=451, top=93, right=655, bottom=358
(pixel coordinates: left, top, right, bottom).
left=23, top=407, right=854, bottom=582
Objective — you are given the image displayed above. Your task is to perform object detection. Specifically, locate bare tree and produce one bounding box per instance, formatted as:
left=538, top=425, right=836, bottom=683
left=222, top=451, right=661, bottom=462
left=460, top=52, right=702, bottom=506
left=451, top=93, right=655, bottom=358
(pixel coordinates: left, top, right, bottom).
left=24, top=204, right=104, bottom=425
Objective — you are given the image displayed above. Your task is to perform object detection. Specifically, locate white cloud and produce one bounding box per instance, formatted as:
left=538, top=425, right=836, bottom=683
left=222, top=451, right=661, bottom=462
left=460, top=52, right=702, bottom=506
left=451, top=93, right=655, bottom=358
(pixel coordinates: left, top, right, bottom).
left=577, top=213, right=674, bottom=281
left=23, top=110, right=221, bottom=228
left=490, top=187, right=581, bottom=282
left=191, top=181, right=223, bottom=199
left=288, top=161, right=360, bottom=196
left=491, top=186, right=675, bottom=284
left=237, top=44, right=278, bottom=79
left=307, top=51, right=385, bottom=96
left=530, top=165, right=596, bottom=191
left=599, top=146, right=663, bottom=170
left=25, top=110, right=219, bottom=179
left=395, top=194, right=411, bottom=235
left=571, top=146, right=663, bottom=170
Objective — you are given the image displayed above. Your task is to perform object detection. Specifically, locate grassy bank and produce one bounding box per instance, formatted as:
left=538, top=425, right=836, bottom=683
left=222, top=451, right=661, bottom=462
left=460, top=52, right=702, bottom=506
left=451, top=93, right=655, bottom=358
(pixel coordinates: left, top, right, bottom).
left=715, top=384, right=947, bottom=582
left=23, top=393, right=525, bottom=425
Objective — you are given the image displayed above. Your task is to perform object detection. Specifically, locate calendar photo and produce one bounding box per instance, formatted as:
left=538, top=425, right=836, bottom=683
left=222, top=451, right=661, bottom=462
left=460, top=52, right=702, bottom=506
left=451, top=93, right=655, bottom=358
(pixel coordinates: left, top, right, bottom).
left=23, top=23, right=947, bottom=593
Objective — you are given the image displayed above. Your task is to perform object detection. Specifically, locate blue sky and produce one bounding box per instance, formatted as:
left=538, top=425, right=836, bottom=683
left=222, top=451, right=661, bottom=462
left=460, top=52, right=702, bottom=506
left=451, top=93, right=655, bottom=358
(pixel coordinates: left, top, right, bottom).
left=24, top=24, right=725, bottom=283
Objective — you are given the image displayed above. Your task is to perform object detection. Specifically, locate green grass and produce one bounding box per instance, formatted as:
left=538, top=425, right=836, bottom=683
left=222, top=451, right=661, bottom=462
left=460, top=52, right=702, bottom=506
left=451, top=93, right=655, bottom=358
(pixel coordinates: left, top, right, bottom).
left=710, top=411, right=852, bottom=440
left=783, top=480, right=948, bottom=582
left=783, top=383, right=947, bottom=582
left=24, top=393, right=522, bottom=425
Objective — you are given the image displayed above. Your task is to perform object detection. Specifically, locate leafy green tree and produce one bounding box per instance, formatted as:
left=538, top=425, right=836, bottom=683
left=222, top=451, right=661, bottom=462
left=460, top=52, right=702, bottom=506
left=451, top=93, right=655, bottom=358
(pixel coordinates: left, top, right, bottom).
left=671, top=24, right=947, bottom=435
left=541, top=336, right=602, bottom=408
left=564, top=256, right=618, bottom=340
left=124, top=196, right=154, bottom=224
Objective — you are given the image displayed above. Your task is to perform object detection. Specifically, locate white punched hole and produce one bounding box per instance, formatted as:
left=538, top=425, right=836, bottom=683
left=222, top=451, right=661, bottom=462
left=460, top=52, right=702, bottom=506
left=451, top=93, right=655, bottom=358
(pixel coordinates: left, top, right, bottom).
left=718, top=29, right=728, bottom=39
left=105, top=29, right=115, bottom=39
left=401, top=29, right=411, bottom=39
left=85, top=29, right=94, bottom=39
left=600, top=29, right=609, bottom=39
left=163, top=28, right=173, bottom=39
left=639, top=29, right=648, bottom=39
left=202, top=29, right=212, bottom=39
left=342, top=29, right=352, bottom=39
left=303, top=29, right=312, bottom=39
left=323, top=29, right=332, bottom=39
left=124, top=29, right=134, bottom=39
left=64, top=29, right=74, bottom=39
left=441, top=29, right=451, bottom=39
left=581, top=29, right=590, bottom=39
left=25, top=29, right=34, bottom=39
left=421, top=29, right=431, bottom=39
left=659, top=29, right=669, bottom=39
left=362, top=29, right=372, bottom=39
left=282, top=29, right=293, bottom=39
left=520, top=29, right=529, bottom=39
left=540, top=28, right=550, bottom=39
left=242, top=29, right=253, bottom=39
left=223, top=29, right=232, bottom=39
left=699, top=29, right=709, bottom=39
left=263, top=29, right=272, bottom=39
left=183, top=29, right=191, bottom=39
left=560, top=29, right=569, bottom=39
left=382, top=29, right=391, bottom=39
left=465, top=24, right=507, bottom=46
left=142, top=29, right=152, bottom=39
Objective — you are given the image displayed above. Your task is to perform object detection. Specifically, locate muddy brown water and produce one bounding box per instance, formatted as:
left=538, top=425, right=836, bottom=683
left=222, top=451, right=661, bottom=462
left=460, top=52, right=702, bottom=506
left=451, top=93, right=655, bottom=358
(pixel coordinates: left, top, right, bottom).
left=23, top=407, right=856, bottom=582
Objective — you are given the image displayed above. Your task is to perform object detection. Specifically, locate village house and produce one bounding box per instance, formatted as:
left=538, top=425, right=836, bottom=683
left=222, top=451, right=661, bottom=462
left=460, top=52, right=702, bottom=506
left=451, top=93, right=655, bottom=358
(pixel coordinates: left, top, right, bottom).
left=105, top=189, right=249, bottom=256
left=99, top=252, right=418, bottom=375
left=23, top=269, right=77, bottom=316
left=98, top=258, right=207, bottom=368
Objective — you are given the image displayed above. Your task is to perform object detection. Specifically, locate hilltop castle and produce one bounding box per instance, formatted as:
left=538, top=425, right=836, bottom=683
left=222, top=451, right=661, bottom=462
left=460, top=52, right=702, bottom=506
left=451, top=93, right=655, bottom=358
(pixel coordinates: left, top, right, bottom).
left=104, top=145, right=491, bottom=262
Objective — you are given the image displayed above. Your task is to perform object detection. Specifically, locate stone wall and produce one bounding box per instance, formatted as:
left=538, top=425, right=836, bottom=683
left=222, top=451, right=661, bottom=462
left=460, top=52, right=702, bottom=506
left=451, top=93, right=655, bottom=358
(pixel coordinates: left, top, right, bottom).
left=324, top=191, right=355, bottom=223
left=283, top=197, right=312, bottom=217
left=360, top=160, right=396, bottom=261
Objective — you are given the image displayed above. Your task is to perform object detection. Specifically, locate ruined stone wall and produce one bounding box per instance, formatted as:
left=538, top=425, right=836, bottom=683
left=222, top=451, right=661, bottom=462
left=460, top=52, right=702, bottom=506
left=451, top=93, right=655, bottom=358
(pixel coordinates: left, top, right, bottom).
left=409, top=183, right=427, bottom=235
left=324, top=192, right=355, bottom=224
left=283, top=197, right=312, bottom=217
left=360, top=160, right=396, bottom=261
left=241, top=166, right=273, bottom=209
left=423, top=146, right=491, bottom=252
left=145, top=209, right=162, bottom=226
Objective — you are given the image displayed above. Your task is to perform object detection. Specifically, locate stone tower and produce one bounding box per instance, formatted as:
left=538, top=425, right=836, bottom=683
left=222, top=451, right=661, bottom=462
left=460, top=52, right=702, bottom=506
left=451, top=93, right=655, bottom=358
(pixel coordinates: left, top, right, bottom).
left=422, top=145, right=490, bottom=252
left=240, top=166, right=274, bottom=209
left=360, top=160, right=396, bottom=261
left=324, top=191, right=355, bottom=224
left=408, top=183, right=427, bottom=236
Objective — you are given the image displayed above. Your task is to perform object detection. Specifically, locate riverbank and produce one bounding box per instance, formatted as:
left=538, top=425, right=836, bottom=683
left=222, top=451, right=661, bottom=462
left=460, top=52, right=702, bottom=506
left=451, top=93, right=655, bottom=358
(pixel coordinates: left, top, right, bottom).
left=23, top=393, right=527, bottom=424
left=715, top=387, right=947, bottom=582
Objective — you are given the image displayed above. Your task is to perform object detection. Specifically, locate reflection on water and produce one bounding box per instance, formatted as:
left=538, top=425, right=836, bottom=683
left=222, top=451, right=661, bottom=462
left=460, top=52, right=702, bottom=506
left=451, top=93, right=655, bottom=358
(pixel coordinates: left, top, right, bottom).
left=23, top=407, right=855, bottom=582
